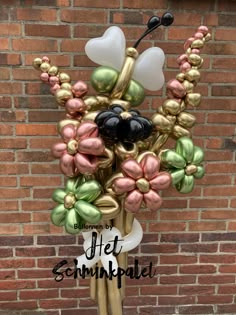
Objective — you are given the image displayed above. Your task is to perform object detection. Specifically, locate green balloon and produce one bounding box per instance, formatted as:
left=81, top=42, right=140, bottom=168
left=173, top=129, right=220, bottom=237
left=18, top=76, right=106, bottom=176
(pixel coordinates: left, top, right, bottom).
left=123, top=79, right=145, bottom=107
left=171, top=169, right=185, bottom=185
left=65, top=177, right=83, bottom=194
left=192, top=146, right=204, bottom=165
left=175, top=137, right=194, bottom=164
left=161, top=150, right=186, bottom=169
left=194, top=166, right=205, bottom=179
left=177, top=175, right=194, bottom=194
left=75, top=200, right=102, bottom=224
left=65, top=208, right=82, bottom=234
left=51, top=204, right=67, bottom=226
left=52, top=189, right=67, bottom=204
left=91, top=66, right=118, bottom=93
left=75, top=180, right=102, bottom=203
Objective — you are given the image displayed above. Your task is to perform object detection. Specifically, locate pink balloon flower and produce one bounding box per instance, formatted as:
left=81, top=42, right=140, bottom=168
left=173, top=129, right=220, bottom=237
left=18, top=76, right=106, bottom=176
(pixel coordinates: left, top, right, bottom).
left=52, top=121, right=105, bottom=177
left=112, top=154, right=171, bottom=212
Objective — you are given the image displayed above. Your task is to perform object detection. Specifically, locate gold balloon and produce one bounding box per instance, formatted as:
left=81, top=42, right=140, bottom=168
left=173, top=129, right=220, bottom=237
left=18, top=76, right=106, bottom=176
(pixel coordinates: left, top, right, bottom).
left=204, top=33, right=212, bottom=42
left=152, top=113, right=174, bottom=133
left=83, top=111, right=99, bottom=122
left=57, top=119, right=79, bottom=133
left=61, top=82, right=72, bottom=91
left=59, top=72, right=71, bottom=83
left=110, top=99, right=130, bottom=110
left=97, top=148, right=114, bottom=169
left=162, top=99, right=181, bottom=116
left=188, top=54, right=202, bottom=67
left=48, top=66, right=59, bottom=76
left=32, top=57, right=42, bottom=70
left=176, top=73, right=185, bottom=82
left=114, top=142, right=139, bottom=161
left=177, top=112, right=196, bottom=128
left=93, top=194, right=120, bottom=220
left=173, top=125, right=191, bottom=138
left=185, top=69, right=201, bottom=82
left=84, top=96, right=109, bottom=111
left=191, top=39, right=204, bottom=49
left=55, top=89, right=73, bottom=106
left=40, top=62, right=51, bottom=73
left=185, top=93, right=201, bottom=107
left=182, top=80, right=194, bottom=93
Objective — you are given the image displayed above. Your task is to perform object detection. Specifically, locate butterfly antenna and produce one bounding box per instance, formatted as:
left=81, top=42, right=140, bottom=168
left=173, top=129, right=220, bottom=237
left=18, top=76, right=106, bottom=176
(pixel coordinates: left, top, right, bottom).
left=133, top=12, right=174, bottom=49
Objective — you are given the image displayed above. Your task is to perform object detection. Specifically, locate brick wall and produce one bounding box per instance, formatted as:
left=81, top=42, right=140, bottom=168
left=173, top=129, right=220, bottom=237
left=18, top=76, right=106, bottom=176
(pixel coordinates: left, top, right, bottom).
left=0, top=0, right=236, bottom=314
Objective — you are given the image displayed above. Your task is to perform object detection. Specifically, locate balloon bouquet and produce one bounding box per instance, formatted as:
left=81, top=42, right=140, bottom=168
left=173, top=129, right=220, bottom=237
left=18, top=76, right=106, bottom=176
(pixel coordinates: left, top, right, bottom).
left=32, top=13, right=211, bottom=315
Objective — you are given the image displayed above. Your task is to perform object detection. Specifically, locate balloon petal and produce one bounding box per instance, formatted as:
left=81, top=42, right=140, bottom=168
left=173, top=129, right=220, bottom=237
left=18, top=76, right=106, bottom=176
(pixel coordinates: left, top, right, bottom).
left=52, top=188, right=67, bottom=203
left=78, top=138, right=104, bottom=156
left=85, top=26, right=125, bottom=71
left=51, top=204, right=67, bottom=226
left=61, top=124, right=77, bottom=143
left=101, top=254, right=118, bottom=273
left=121, top=159, right=143, bottom=180
left=77, top=121, right=98, bottom=140
left=60, top=154, right=77, bottom=177
left=144, top=190, right=162, bottom=211
left=52, top=142, right=67, bottom=158
left=175, top=137, right=194, bottom=164
left=65, top=176, right=84, bottom=194
left=74, top=152, right=97, bottom=175
left=74, top=200, right=102, bottom=224
left=194, top=166, right=205, bottom=179
left=140, top=154, right=160, bottom=180
left=192, top=146, right=204, bottom=165
left=112, top=177, right=136, bottom=194
left=65, top=208, right=82, bottom=234
left=124, top=190, right=143, bottom=213
left=150, top=172, right=172, bottom=190
left=176, top=175, right=194, bottom=194
left=75, top=180, right=102, bottom=203
left=171, top=169, right=185, bottom=185
left=161, top=150, right=186, bottom=169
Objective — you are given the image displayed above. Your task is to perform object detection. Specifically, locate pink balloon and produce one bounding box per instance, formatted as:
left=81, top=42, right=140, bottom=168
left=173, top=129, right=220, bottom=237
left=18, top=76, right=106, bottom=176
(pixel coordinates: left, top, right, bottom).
left=61, top=124, right=77, bottom=143
left=49, top=76, right=60, bottom=86
left=144, top=190, right=162, bottom=211
left=72, top=81, right=88, bottom=98
left=180, top=62, right=191, bottom=73
left=150, top=172, right=171, bottom=190
left=121, top=159, right=143, bottom=180
left=50, top=84, right=61, bottom=94
left=78, top=138, right=104, bottom=156
left=52, top=142, right=67, bottom=158
left=198, top=25, right=208, bottom=35
left=191, top=48, right=200, bottom=54
left=184, top=37, right=195, bottom=51
left=167, top=79, right=186, bottom=99
left=177, top=54, right=188, bottom=65
left=60, top=153, right=77, bottom=177
left=40, top=72, right=49, bottom=82
left=125, top=190, right=143, bottom=213
left=113, top=177, right=136, bottom=195
left=65, top=98, right=87, bottom=115
left=76, top=121, right=98, bottom=140
left=42, top=56, right=50, bottom=62
left=194, top=32, right=204, bottom=40
left=74, top=152, right=97, bottom=175
left=140, top=154, right=160, bottom=181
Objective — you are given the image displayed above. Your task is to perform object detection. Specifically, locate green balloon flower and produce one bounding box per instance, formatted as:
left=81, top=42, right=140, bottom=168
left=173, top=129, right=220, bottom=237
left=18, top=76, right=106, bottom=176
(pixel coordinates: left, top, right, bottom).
left=51, top=177, right=103, bottom=234
left=160, top=137, right=204, bottom=194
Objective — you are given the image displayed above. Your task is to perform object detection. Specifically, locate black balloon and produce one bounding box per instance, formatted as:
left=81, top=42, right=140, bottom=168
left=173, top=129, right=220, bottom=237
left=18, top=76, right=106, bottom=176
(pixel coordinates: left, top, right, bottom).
left=147, top=16, right=161, bottom=30
left=95, top=105, right=153, bottom=143
left=161, top=12, right=174, bottom=26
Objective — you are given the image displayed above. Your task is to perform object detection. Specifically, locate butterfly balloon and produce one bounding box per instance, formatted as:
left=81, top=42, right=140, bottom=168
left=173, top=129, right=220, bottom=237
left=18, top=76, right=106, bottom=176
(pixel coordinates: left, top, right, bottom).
left=85, top=13, right=174, bottom=107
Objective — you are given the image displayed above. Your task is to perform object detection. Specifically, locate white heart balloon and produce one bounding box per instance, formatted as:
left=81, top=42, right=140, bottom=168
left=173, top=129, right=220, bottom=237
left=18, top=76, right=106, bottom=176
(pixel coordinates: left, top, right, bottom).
left=85, top=26, right=125, bottom=71
left=133, top=47, right=165, bottom=91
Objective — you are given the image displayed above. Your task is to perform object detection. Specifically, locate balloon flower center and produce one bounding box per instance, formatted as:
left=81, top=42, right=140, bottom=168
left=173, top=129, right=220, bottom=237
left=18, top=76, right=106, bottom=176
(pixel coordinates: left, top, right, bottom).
left=120, top=112, right=132, bottom=119
left=64, top=193, right=76, bottom=209
left=185, top=164, right=197, bottom=175
left=67, top=139, right=79, bottom=155
left=136, top=178, right=150, bottom=193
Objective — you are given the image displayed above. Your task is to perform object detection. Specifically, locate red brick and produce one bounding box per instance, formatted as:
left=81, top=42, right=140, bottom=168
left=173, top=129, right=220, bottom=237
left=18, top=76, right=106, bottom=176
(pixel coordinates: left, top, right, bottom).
left=189, top=221, right=226, bottom=231
left=200, top=254, right=235, bottom=264
left=158, top=295, right=195, bottom=306
left=14, top=8, right=57, bottom=21
left=179, top=285, right=214, bottom=295
left=61, top=9, right=107, bottom=23
left=149, top=222, right=186, bottom=232
left=0, top=301, right=37, bottom=310
left=160, top=275, right=196, bottom=285
left=178, top=305, right=214, bottom=314
left=16, top=247, right=55, bottom=257
left=0, top=270, right=15, bottom=280
left=0, top=291, right=17, bottom=301
left=198, top=295, right=233, bottom=304
left=16, top=124, right=57, bottom=136
left=160, top=210, right=198, bottom=220
left=40, top=299, right=77, bottom=309
left=180, top=265, right=216, bottom=274
left=25, top=24, right=70, bottom=37
left=0, top=280, right=35, bottom=290
left=74, top=0, right=120, bottom=7
left=1, top=259, right=35, bottom=269
left=199, top=275, right=235, bottom=284
left=20, top=289, right=59, bottom=300
left=0, top=38, right=9, bottom=50
left=0, top=213, right=30, bottom=223
left=160, top=255, right=197, bottom=265
left=12, top=39, right=57, bottom=52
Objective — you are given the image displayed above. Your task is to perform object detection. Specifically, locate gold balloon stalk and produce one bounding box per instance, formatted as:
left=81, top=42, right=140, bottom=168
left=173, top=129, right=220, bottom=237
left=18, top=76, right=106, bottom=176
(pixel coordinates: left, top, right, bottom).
left=32, top=13, right=211, bottom=314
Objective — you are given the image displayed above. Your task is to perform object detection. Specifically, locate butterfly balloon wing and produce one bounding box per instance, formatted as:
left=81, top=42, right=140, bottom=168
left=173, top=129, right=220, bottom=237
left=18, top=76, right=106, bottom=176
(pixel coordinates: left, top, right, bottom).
left=132, top=47, right=165, bottom=91
left=85, top=26, right=126, bottom=71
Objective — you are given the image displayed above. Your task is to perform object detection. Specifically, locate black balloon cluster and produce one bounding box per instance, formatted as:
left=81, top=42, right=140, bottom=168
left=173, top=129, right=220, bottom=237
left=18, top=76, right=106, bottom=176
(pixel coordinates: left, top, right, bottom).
left=95, top=105, right=153, bottom=143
